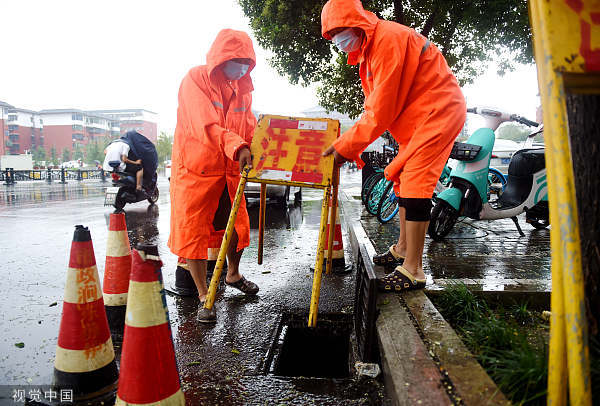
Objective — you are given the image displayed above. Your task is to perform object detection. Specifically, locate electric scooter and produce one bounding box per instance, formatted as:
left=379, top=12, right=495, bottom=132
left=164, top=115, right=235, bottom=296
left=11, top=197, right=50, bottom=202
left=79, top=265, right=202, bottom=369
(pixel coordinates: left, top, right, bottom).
left=104, top=161, right=159, bottom=212
left=375, top=146, right=506, bottom=224
left=428, top=107, right=548, bottom=241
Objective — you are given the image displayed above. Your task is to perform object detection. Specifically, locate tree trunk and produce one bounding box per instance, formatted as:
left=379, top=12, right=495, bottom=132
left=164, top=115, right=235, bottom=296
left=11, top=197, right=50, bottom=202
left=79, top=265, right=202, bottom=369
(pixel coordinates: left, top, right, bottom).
left=393, top=0, right=404, bottom=24
left=422, top=7, right=440, bottom=37
left=566, top=91, right=600, bottom=336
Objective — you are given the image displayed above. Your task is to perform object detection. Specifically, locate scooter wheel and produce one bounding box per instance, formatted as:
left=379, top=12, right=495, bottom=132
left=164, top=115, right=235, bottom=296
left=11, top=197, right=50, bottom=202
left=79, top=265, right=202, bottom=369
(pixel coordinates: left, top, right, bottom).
left=147, top=187, right=159, bottom=205
left=114, top=195, right=126, bottom=212
left=428, top=200, right=459, bottom=241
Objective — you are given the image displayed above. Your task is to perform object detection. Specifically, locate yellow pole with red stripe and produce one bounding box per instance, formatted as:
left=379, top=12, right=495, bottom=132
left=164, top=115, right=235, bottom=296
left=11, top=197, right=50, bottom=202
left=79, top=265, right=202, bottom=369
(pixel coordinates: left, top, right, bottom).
left=53, top=225, right=118, bottom=403
left=116, top=244, right=185, bottom=405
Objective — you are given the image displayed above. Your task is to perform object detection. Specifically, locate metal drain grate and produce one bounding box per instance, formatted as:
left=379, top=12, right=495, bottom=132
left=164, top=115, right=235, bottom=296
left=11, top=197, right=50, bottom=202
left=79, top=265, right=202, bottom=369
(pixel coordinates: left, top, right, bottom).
left=354, top=243, right=379, bottom=362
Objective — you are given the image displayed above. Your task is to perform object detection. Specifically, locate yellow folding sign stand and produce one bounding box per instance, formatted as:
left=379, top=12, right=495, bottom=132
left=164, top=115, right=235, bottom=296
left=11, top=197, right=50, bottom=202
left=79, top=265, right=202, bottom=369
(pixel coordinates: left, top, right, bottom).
left=203, top=115, right=340, bottom=327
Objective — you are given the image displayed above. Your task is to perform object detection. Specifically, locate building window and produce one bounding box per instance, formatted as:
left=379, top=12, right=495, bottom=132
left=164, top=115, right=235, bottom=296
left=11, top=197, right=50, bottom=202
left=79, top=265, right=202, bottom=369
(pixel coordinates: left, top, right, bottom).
left=72, top=124, right=83, bottom=131
left=72, top=133, right=84, bottom=141
left=72, top=113, right=83, bottom=121
left=39, top=119, right=43, bottom=125
left=8, top=125, right=18, bottom=131
left=8, top=114, right=17, bottom=122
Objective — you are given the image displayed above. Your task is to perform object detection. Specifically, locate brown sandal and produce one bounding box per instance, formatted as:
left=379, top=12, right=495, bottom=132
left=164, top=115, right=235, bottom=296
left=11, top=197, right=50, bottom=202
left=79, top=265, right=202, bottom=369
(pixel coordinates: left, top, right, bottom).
left=225, top=276, right=259, bottom=295
left=373, top=245, right=405, bottom=267
left=376, top=266, right=426, bottom=292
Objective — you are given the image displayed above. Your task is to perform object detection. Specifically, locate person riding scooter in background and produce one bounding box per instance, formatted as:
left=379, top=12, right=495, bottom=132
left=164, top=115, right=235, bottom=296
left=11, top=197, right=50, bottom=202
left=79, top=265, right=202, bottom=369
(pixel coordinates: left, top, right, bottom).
left=320, top=0, right=466, bottom=292
left=102, top=139, right=143, bottom=191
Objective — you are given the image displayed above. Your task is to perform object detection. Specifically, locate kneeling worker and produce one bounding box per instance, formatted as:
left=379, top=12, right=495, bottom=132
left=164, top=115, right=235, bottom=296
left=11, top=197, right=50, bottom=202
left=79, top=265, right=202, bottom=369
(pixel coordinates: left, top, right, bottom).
left=321, top=0, right=466, bottom=292
left=103, top=139, right=143, bottom=191
left=168, top=29, right=259, bottom=323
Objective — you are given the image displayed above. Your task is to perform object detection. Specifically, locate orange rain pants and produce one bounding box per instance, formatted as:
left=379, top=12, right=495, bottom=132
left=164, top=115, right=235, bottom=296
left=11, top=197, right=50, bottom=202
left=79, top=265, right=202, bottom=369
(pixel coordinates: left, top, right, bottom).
left=321, top=0, right=466, bottom=199
left=168, top=29, right=257, bottom=259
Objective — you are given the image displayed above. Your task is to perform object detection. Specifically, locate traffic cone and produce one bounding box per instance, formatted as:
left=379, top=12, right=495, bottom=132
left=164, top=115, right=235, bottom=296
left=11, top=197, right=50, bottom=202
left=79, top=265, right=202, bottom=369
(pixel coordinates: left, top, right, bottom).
left=116, top=244, right=185, bottom=405
left=53, top=225, right=118, bottom=403
left=171, top=246, right=226, bottom=297
left=103, top=212, right=131, bottom=340
left=324, top=201, right=346, bottom=270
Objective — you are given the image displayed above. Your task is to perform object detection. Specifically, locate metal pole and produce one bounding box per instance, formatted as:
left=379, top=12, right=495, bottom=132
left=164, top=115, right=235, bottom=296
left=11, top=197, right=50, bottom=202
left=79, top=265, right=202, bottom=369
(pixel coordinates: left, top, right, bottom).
left=325, top=167, right=339, bottom=274
left=60, top=167, right=66, bottom=184
left=46, top=167, right=52, bottom=183
left=308, top=185, right=332, bottom=327
left=204, top=167, right=249, bottom=310
left=258, top=183, right=266, bottom=265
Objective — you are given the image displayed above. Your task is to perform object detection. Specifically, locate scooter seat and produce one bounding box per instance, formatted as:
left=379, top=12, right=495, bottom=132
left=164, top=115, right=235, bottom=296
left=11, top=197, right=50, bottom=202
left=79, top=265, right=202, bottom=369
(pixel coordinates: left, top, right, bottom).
left=496, top=174, right=532, bottom=209
left=496, top=149, right=545, bottom=210
left=507, top=149, right=545, bottom=177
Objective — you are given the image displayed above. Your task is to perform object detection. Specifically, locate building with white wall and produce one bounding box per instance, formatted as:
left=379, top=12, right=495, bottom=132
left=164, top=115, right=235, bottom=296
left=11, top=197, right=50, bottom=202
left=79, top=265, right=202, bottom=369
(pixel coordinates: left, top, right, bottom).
left=0, top=101, right=158, bottom=156
left=0, top=101, right=44, bottom=155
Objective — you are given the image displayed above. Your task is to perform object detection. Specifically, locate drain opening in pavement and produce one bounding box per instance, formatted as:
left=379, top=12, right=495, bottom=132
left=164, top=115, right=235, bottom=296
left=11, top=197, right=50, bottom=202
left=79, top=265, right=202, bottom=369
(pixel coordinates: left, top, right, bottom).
left=265, top=313, right=353, bottom=378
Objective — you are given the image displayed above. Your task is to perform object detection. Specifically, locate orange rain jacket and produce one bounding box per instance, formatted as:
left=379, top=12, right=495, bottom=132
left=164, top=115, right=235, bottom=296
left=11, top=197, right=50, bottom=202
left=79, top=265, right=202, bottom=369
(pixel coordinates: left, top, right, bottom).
left=322, top=0, right=466, bottom=198
left=168, top=29, right=257, bottom=259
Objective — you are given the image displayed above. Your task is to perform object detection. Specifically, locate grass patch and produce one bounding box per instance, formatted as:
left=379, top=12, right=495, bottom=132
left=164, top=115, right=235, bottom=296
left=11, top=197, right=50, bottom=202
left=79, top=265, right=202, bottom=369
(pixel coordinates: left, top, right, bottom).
left=433, top=283, right=600, bottom=405
left=434, top=281, right=489, bottom=325
left=433, top=283, right=549, bottom=405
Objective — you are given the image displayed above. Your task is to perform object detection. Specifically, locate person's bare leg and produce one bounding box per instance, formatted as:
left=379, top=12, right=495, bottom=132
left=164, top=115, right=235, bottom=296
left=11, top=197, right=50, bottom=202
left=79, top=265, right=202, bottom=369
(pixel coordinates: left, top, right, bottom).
left=136, top=168, right=143, bottom=191
left=400, top=220, right=429, bottom=280
left=225, top=229, right=244, bottom=284
left=187, top=259, right=208, bottom=301
left=394, top=207, right=407, bottom=257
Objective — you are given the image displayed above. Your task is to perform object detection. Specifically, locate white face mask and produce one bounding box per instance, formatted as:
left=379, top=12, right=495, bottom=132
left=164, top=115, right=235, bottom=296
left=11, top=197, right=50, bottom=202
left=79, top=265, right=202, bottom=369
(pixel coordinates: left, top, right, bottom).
left=222, top=60, right=250, bottom=80
left=332, top=28, right=362, bottom=53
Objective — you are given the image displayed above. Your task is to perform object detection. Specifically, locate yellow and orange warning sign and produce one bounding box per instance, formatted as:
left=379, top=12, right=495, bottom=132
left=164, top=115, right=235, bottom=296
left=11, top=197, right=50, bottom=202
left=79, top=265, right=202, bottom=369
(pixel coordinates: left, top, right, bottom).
left=248, top=115, right=339, bottom=188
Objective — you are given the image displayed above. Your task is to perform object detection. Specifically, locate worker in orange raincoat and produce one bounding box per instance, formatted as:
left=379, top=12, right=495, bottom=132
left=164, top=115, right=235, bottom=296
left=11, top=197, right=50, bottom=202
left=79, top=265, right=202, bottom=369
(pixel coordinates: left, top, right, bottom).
left=321, top=0, right=466, bottom=292
left=169, top=29, right=259, bottom=323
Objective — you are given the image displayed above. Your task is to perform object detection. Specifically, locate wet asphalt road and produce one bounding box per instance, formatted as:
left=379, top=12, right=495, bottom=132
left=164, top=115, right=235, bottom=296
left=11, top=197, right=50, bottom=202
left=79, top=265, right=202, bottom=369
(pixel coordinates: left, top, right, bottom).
left=0, top=175, right=384, bottom=405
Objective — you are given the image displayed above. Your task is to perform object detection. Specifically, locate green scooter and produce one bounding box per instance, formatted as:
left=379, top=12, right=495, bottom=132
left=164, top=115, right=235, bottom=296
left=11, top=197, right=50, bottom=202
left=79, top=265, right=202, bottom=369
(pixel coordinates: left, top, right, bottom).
left=428, top=107, right=547, bottom=240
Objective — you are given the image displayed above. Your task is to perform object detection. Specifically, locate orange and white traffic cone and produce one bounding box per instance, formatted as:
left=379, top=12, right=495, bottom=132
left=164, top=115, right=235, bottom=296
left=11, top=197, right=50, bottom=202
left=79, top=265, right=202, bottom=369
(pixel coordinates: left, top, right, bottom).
left=324, top=201, right=346, bottom=270
left=53, top=225, right=118, bottom=403
left=171, top=246, right=226, bottom=297
left=103, top=212, right=131, bottom=339
left=116, top=244, right=185, bottom=405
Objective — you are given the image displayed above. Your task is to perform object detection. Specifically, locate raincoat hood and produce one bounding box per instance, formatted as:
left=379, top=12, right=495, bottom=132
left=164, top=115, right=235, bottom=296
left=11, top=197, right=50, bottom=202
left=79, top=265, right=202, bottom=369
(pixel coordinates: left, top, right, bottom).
left=207, top=29, right=256, bottom=93
left=321, top=0, right=379, bottom=64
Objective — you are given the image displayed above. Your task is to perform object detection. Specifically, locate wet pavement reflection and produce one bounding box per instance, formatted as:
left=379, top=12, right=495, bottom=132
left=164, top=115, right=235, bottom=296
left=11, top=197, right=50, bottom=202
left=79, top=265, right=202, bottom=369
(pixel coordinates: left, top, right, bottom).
left=0, top=177, right=383, bottom=404
left=341, top=170, right=552, bottom=292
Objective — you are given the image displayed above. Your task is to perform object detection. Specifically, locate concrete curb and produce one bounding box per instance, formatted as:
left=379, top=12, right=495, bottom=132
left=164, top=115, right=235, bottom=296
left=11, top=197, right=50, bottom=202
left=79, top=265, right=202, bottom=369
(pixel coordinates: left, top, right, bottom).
left=338, top=190, right=509, bottom=406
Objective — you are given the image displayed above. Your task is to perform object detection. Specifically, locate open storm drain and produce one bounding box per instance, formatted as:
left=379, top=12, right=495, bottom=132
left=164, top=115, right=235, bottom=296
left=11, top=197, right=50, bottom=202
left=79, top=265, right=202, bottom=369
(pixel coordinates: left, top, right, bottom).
left=264, top=313, right=353, bottom=379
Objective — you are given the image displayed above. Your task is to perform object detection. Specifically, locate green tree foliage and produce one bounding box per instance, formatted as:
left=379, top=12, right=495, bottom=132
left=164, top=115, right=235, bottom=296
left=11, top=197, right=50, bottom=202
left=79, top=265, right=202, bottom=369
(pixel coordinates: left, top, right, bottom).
left=72, top=143, right=84, bottom=161
left=50, top=146, right=58, bottom=166
left=84, top=138, right=105, bottom=164
left=156, top=131, right=173, bottom=165
left=32, top=146, right=47, bottom=165
left=61, top=148, right=71, bottom=163
left=496, top=122, right=533, bottom=142
left=239, top=0, right=533, bottom=118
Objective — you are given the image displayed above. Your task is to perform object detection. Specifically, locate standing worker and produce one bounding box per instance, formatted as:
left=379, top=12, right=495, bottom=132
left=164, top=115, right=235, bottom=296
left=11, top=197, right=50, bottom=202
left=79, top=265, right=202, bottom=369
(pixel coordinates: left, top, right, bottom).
left=321, top=0, right=466, bottom=291
left=169, top=29, right=259, bottom=323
